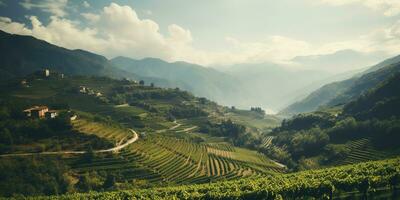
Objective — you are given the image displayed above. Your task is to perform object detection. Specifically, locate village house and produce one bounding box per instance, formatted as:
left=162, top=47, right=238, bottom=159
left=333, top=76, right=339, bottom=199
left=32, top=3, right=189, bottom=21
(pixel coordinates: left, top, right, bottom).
left=70, top=115, right=77, bottom=121
left=45, top=110, right=58, bottom=119
left=79, top=86, right=87, bottom=93
left=20, top=79, right=27, bottom=85
left=23, top=106, right=59, bottom=119
left=44, top=69, right=50, bottom=77
left=24, top=106, right=49, bottom=118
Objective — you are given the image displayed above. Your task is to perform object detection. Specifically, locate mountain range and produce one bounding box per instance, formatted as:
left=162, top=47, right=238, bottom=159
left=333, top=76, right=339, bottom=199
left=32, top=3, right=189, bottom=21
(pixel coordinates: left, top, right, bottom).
left=0, top=29, right=396, bottom=113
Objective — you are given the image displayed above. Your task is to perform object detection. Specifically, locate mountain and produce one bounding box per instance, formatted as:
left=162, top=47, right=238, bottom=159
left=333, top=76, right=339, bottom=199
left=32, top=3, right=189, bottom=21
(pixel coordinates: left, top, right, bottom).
left=0, top=30, right=187, bottom=92
left=281, top=54, right=400, bottom=115
left=291, top=49, right=388, bottom=73
left=343, top=71, right=400, bottom=120
left=111, top=56, right=246, bottom=107
left=262, top=66, right=400, bottom=170
left=0, top=30, right=130, bottom=79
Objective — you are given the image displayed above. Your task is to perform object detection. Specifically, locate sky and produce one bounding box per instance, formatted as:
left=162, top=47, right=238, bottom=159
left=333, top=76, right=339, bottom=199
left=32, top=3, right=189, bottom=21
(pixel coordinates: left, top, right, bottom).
left=0, top=0, right=400, bottom=68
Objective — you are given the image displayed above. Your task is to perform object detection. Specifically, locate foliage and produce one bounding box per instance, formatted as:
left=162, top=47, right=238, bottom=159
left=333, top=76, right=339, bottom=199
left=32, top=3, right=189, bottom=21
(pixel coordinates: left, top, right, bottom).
left=169, top=105, right=207, bottom=119
left=0, top=157, right=72, bottom=197
left=22, top=158, right=400, bottom=200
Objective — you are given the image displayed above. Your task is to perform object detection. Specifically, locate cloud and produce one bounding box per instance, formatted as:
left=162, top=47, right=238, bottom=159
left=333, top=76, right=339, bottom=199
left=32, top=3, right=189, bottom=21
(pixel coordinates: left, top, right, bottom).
left=317, top=0, right=400, bottom=16
left=1, top=2, right=399, bottom=67
left=316, top=21, right=400, bottom=55
left=83, top=1, right=90, bottom=8
left=0, top=3, right=191, bottom=62
left=20, top=0, right=68, bottom=17
left=0, top=17, right=31, bottom=34
left=81, top=13, right=100, bottom=23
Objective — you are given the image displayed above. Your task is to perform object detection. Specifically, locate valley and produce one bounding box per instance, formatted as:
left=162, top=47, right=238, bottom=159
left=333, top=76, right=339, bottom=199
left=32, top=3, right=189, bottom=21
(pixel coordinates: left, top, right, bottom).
left=0, top=16, right=400, bottom=199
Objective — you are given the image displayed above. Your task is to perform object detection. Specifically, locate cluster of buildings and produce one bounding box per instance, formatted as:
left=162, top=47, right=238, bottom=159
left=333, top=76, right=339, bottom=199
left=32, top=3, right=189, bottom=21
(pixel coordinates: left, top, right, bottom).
left=79, top=86, right=102, bottom=97
left=23, top=106, right=78, bottom=121
left=20, top=69, right=64, bottom=87
left=23, top=106, right=58, bottom=119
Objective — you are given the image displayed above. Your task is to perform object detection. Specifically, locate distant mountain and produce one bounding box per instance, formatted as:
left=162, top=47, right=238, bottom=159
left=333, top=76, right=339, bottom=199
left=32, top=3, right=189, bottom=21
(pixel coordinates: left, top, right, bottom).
left=291, top=49, right=387, bottom=73
left=0, top=30, right=182, bottom=91
left=281, top=54, right=400, bottom=115
left=111, top=56, right=246, bottom=106
left=0, top=30, right=129, bottom=79
left=223, top=63, right=334, bottom=111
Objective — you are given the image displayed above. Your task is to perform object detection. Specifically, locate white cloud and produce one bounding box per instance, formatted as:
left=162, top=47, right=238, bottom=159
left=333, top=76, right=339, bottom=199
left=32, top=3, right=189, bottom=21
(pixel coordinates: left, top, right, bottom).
left=317, top=0, right=400, bottom=16
left=0, top=17, right=31, bottom=34
left=81, top=13, right=100, bottom=23
left=20, top=0, right=68, bottom=17
left=316, top=21, right=400, bottom=55
left=83, top=1, right=90, bottom=8
left=1, top=2, right=399, bottom=67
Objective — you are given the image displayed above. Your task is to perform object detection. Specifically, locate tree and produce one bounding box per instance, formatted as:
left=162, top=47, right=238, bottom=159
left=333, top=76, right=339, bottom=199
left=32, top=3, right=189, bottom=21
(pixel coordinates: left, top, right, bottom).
left=75, top=173, right=92, bottom=192
left=103, top=174, right=116, bottom=189
left=150, top=82, right=154, bottom=87
left=139, top=80, right=145, bottom=85
left=84, top=145, right=95, bottom=162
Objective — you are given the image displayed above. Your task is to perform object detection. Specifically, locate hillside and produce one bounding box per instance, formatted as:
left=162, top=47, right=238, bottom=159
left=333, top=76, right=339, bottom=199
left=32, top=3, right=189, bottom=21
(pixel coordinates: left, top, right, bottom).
left=343, top=71, right=400, bottom=120
left=281, top=54, right=400, bottom=115
left=0, top=73, right=281, bottom=197
left=261, top=72, right=400, bottom=170
left=111, top=56, right=246, bottom=107
left=0, top=30, right=181, bottom=92
left=0, top=30, right=127, bottom=80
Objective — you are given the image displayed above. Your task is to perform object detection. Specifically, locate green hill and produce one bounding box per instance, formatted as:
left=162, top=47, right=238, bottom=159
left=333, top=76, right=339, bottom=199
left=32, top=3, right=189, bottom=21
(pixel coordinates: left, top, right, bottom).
left=0, top=30, right=179, bottom=91
left=262, top=72, right=400, bottom=170
left=0, top=74, right=281, bottom=197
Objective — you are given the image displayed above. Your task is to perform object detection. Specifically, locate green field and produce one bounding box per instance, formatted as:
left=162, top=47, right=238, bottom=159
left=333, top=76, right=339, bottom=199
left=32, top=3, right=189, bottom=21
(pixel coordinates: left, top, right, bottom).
left=26, top=158, right=400, bottom=200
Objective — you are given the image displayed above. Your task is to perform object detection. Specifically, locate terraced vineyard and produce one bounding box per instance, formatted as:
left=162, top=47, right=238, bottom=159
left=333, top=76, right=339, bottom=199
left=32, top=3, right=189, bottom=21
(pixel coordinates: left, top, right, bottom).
left=261, top=136, right=274, bottom=148
left=72, top=119, right=134, bottom=144
left=36, top=158, right=400, bottom=200
left=338, top=138, right=391, bottom=165
left=68, top=133, right=285, bottom=185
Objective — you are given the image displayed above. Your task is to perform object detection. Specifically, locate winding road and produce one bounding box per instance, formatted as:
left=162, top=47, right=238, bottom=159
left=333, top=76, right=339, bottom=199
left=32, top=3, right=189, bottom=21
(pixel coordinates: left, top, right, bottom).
left=0, top=129, right=138, bottom=157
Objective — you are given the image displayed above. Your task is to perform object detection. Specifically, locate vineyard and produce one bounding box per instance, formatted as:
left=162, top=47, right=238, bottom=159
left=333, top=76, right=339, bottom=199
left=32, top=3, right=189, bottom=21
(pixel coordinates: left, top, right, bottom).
left=29, top=158, right=400, bottom=200
left=67, top=133, right=284, bottom=186
left=261, top=136, right=274, bottom=148
left=72, top=119, right=134, bottom=144
left=337, top=138, right=391, bottom=165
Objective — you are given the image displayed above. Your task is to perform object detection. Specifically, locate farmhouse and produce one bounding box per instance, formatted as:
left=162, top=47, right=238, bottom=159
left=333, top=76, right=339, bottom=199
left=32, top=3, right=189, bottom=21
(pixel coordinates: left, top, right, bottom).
left=24, top=106, right=49, bottom=118
left=20, top=79, right=27, bottom=85
left=79, top=86, right=87, bottom=93
left=45, top=110, right=58, bottom=119
left=23, top=106, right=59, bottom=119
left=44, top=69, right=50, bottom=77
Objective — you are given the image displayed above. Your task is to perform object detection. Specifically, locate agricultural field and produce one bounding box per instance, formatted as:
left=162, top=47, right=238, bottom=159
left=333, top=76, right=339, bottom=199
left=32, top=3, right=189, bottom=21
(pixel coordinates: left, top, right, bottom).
left=0, top=75, right=285, bottom=196
left=27, top=158, right=400, bottom=200
left=336, top=138, right=392, bottom=165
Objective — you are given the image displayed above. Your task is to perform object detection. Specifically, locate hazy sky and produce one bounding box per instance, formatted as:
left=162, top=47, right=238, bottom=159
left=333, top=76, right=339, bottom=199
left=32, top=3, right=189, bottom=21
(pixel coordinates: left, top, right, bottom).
left=0, top=0, right=399, bottom=67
